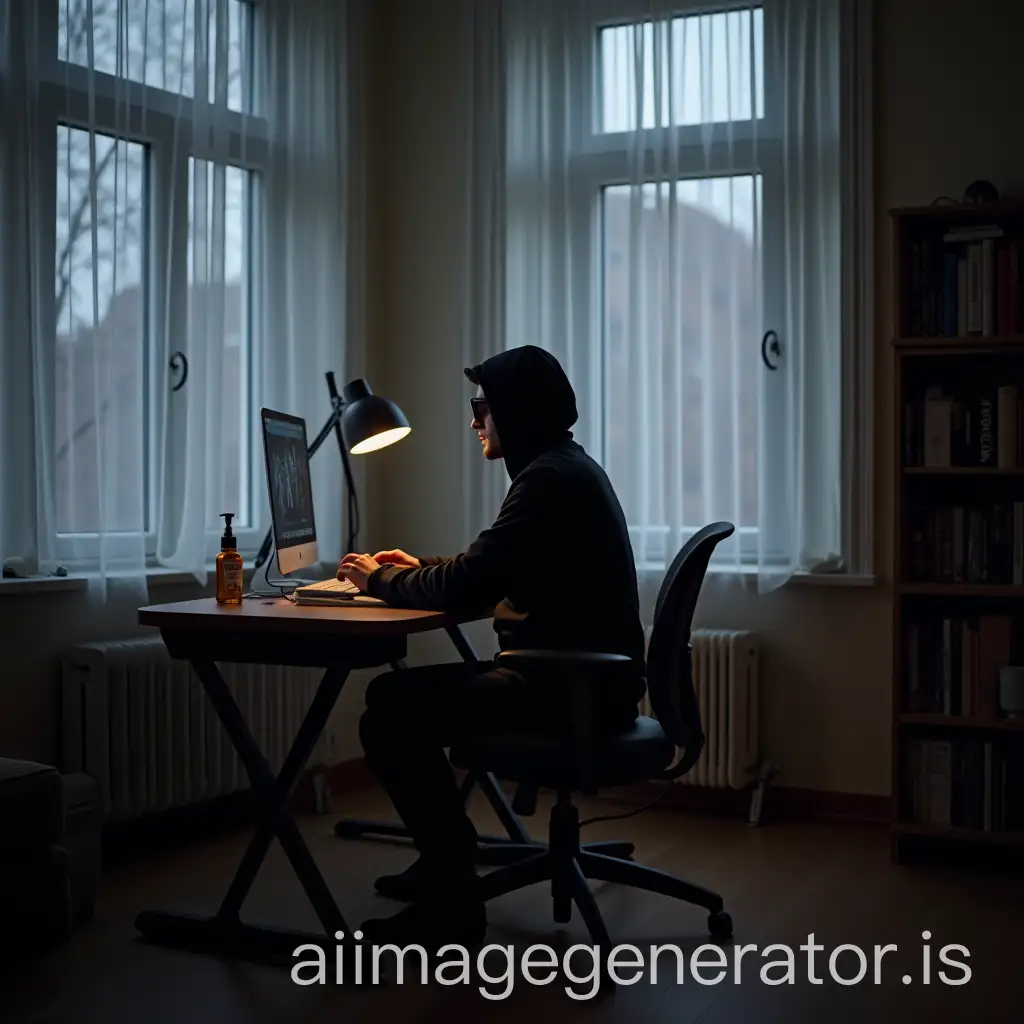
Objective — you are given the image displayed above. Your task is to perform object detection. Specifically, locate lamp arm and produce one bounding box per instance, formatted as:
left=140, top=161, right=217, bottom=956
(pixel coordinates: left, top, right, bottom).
left=253, top=371, right=359, bottom=569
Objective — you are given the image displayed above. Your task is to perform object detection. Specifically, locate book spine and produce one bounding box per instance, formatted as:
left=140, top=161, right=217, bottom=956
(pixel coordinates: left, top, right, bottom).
left=998, top=386, right=1018, bottom=467
left=967, top=243, right=983, bottom=333
left=957, top=257, right=968, bottom=336
left=982, top=238, right=995, bottom=336
left=977, top=391, right=996, bottom=465
left=943, top=252, right=958, bottom=336
left=923, top=397, right=952, bottom=466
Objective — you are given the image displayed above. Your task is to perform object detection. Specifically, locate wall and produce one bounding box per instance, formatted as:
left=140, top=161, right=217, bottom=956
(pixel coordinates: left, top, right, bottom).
left=0, top=578, right=204, bottom=764
left=359, top=0, right=1024, bottom=797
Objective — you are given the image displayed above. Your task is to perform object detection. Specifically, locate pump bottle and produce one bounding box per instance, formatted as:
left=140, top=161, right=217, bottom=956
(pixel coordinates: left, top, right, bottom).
left=216, top=513, right=244, bottom=605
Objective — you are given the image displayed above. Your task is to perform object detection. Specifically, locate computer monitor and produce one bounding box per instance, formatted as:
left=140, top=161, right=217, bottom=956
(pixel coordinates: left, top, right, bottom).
left=260, top=408, right=318, bottom=576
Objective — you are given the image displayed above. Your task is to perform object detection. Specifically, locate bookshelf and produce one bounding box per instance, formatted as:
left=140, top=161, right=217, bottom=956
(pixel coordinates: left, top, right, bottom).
left=891, top=201, right=1024, bottom=863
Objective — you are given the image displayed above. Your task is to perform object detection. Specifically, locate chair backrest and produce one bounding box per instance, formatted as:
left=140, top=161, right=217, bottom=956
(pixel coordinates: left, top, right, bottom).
left=645, top=522, right=735, bottom=766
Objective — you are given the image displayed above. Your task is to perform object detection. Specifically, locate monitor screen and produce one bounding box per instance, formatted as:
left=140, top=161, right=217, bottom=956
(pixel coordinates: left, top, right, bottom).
left=261, top=409, right=317, bottom=571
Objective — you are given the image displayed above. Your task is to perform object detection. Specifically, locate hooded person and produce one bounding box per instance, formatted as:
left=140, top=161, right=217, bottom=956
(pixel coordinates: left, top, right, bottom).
left=339, top=345, right=645, bottom=949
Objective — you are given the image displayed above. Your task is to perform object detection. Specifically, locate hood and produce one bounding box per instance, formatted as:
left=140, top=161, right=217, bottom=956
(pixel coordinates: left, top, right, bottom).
left=464, top=345, right=578, bottom=480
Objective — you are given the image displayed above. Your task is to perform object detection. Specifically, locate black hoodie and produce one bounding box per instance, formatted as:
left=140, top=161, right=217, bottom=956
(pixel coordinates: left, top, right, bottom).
left=366, top=345, right=646, bottom=698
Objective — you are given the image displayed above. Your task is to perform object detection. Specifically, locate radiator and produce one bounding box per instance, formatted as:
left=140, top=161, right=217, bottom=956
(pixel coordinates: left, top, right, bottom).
left=642, top=627, right=761, bottom=790
left=60, top=636, right=323, bottom=821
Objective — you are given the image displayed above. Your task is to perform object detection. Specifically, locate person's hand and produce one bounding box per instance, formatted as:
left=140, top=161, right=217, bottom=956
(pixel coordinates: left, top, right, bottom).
left=337, top=552, right=381, bottom=592
left=372, top=549, right=421, bottom=569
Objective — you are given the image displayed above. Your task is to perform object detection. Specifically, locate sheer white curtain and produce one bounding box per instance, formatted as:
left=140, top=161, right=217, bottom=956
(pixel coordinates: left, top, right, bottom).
left=0, top=0, right=357, bottom=601
left=461, top=0, right=849, bottom=619
left=256, top=0, right=360, bottom=573
left=459, top=0, right=508, bottom=539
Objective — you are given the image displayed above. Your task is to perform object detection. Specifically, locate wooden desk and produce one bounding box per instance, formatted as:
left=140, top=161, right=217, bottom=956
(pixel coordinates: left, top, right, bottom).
left=133, top=596, right=530, bottom=969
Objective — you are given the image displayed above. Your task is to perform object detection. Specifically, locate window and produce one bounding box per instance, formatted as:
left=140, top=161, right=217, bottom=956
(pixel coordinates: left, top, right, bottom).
left=46, top=0, right=267, bottom=565
left=55, top=127, right=147, bottom=536
left=503, top=0, right=872, bottom=581
left=599, top=8, right=764, bottom=132
left=58, top=0, right=248, bottom=111
left=601, top=177, right=762, bottom=561
left=578, top=4, right=772, bottom=567
left=187, top=159, right=256, bottom=531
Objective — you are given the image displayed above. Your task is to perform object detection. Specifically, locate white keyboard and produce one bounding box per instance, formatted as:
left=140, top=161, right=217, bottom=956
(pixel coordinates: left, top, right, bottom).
left=294, top=577, right=358, bottom=598
left=292, top=576, right=383, bottom=605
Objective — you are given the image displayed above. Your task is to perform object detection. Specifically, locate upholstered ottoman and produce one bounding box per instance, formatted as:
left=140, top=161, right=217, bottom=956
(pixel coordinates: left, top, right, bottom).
left=63, top=772, right=102, bottom=925
left=0, top=759, right=73, bottom=957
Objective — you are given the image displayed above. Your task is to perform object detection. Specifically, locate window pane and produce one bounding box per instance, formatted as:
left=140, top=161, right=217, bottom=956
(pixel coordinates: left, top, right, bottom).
left=59, top=0, right=249, bottom=112
left=188, top=159, right=251, bottom=528
left=600, top=7, right=764, bottom=132
left=601, top=177, right=761, bottom=553
left=55, top=127, right=147, bottom=535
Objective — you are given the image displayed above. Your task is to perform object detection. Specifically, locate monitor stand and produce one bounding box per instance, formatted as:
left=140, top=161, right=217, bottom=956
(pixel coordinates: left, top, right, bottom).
left=247, top=545, right=315, bottom=598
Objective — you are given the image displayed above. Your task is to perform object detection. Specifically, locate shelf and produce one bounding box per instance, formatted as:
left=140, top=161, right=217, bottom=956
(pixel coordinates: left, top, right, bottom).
left=890, top=201, right=1024, bottom=219
left=893, top=335, right=1024, bottom=354
left=903, top=466, right=1024, bottom=476
left=892, top=822, right=1024, bottom=846
left=899, top=583, right=1024, bottom=597
left=899, top=714, right=1024, bottom=731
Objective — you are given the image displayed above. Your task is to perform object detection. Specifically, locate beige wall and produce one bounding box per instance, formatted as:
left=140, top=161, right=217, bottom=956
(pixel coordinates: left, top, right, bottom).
left=6, top=0, right=1024, bottom=796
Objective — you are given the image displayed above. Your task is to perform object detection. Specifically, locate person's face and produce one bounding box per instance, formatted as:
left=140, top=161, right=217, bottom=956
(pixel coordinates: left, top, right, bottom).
left=470, top=386, right=502, bottom=460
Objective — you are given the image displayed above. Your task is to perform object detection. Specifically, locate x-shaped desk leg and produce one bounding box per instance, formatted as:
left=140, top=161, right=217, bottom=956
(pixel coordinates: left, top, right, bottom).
left=135, top=659, right=353, bottom=963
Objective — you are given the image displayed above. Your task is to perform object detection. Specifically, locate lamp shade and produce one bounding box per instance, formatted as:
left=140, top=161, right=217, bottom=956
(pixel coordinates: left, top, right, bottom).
left=341, top=378, right=411, bottom=455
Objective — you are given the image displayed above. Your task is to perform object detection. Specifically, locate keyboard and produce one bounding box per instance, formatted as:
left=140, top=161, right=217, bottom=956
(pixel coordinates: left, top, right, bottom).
left=292, top=576, right=383, bottom=605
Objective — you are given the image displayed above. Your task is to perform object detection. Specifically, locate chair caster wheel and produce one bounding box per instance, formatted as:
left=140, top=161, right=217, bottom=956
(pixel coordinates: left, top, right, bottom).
left=708, top=911, right=733, bottom=939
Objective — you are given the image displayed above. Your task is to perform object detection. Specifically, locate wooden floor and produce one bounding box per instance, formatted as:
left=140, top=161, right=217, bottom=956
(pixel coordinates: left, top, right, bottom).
left=4, top=785, right=1020, bottom=1023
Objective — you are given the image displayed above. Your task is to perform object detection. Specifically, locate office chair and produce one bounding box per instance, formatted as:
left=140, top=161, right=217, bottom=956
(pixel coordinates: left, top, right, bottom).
left=448, top=521, right=736, bottom=949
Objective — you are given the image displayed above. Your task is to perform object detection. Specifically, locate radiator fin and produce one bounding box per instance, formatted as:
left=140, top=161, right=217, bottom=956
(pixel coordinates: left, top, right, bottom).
left=642, top=627, right=760, bottom=790
left=61, top=637, right=322, bottom=821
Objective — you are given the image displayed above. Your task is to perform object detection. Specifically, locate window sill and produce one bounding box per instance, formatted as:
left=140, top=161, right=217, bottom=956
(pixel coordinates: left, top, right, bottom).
left=0, top=563, right=256, bottom=598
left=712, top=566, right=877, bottom=588
left=785, top=570, right=876, bottom=587
left=637, top=563, right=877, bottom=588
left=0, top=560, right=346, bottom=599
left=0, top=574, right=91, bottom=596
left=1, top=562, right=877, bottom=600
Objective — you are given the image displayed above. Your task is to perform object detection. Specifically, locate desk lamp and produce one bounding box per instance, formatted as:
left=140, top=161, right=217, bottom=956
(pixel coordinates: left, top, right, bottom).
left=253, top=372, right=409, bottom=576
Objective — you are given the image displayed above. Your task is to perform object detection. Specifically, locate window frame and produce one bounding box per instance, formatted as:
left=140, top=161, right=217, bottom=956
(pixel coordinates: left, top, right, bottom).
left=565, top=0, right=777, bottom=567
left=36, top=0, right=270, bottom=569
left=548, top=0, right=873, bottom=577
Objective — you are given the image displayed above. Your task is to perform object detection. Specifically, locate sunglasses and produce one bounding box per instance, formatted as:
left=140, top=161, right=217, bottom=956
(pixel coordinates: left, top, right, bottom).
left=470, top=397, right=489, bottom=421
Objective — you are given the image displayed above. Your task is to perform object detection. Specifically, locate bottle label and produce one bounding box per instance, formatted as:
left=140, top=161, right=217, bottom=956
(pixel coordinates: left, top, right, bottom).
left=223, top=563, right=242, bottom=589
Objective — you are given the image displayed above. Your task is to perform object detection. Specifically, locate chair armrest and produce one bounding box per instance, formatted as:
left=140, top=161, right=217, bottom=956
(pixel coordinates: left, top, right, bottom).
left=496, top=649, right=635, bottom=676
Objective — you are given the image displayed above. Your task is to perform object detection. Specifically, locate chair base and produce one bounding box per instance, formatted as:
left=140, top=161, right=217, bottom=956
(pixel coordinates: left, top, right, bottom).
left=475, top=794, right=733, bottom=951
left=472, top=838, right=635, bottom=866
left=333, top=817, right=633, bottom=866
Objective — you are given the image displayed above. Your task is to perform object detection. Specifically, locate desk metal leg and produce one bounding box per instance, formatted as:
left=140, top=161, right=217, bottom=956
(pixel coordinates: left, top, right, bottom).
left=333, top=623, right=543, bottom=861
left=135, top=660, right=354, bottom=965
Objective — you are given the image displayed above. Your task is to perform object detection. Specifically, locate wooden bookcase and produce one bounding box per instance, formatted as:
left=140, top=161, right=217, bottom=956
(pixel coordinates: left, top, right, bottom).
left=891, top=201, right=1024, bottom=864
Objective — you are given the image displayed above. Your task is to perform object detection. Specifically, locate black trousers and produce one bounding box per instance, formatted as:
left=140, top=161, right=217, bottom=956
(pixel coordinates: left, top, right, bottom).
left=358, top=660, right=638, bottom=887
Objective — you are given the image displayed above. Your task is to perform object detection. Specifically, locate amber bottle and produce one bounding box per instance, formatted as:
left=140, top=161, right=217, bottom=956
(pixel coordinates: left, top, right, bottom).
left=216, top=513, right=243, bottom=605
